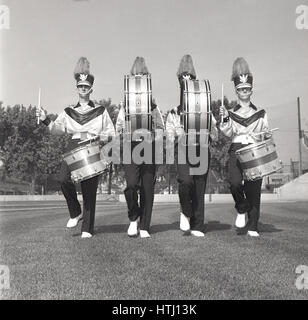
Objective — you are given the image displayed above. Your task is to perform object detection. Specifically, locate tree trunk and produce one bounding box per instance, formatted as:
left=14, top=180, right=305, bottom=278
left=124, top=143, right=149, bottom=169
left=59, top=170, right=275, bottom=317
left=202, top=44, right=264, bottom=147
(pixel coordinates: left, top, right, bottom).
left=30, top=176, right=36, bottom=194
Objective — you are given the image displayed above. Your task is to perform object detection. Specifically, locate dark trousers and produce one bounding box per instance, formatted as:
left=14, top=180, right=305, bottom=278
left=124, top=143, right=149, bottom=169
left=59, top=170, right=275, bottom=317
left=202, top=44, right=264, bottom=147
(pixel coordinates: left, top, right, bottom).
left=228, top=143, right=262, bottom=231
left=57, top=161, right=99, bottom=234
left=177, top=163, right=209, bottom=232
left=123, top=163, right=156, bottom=231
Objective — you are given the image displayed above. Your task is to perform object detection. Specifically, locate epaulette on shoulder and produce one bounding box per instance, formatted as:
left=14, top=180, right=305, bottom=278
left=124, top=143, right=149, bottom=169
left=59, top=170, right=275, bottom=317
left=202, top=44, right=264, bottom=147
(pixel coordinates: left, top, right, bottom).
left=151, top=101, right=157, bottom=111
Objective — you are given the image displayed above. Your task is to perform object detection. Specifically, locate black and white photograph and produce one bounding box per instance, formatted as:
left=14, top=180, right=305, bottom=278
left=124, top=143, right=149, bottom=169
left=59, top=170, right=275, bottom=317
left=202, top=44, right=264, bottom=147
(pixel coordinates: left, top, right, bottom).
left=0, top=0, right=307, bottom=306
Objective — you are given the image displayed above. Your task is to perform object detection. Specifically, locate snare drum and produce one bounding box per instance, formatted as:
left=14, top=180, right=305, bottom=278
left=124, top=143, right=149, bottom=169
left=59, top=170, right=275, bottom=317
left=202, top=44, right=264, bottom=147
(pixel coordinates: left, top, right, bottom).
left=124, top=74, right=152, bottom=135
left=235, top=138, right=281, bottom=181
left=63, top=140, right=109, bottom=183
left=181, top=79, right=212, bottom=145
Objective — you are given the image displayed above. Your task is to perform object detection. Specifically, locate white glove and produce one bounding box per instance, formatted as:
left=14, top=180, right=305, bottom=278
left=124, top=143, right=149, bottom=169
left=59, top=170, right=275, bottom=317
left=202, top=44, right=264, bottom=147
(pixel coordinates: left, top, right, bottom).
left=36, top=106, right=47, bottom=121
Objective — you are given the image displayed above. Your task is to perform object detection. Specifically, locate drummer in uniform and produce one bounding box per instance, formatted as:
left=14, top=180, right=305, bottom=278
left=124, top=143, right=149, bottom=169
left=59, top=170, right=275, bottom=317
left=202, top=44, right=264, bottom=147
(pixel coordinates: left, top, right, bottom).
left=166, top=54, right=218, bottom=237
left=116, top=57, right=164, bottom=238
left=219, top=57, right=271, bottom=237
left=37, top=57, right=115, bottom=238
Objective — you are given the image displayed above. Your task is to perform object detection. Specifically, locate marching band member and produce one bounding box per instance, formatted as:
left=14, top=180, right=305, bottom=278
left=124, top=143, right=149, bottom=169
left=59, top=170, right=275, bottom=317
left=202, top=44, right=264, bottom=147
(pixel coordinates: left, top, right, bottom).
left=166, top=54, right=218, bottom=237
left=116, top=57, right=164, bottom=238
left=36, top=57, right=115, bottom=238
left=219, top=57, right=271, bottom=237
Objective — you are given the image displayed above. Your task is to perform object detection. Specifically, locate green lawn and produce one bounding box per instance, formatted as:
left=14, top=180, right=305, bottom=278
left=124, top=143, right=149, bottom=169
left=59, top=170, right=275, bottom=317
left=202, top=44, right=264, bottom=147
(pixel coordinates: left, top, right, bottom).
left=0, top=201, right=307, bottom=300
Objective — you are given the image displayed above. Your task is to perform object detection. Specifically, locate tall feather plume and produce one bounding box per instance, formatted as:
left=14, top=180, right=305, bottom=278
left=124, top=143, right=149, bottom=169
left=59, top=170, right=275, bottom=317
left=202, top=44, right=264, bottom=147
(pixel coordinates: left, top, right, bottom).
left=130, top=57, right=149, bottom=75
left=177, top=54, right=196, bottom=79
left=231, top=57, right=252, bottom=80
left=74, top=57, right=90, bottom=79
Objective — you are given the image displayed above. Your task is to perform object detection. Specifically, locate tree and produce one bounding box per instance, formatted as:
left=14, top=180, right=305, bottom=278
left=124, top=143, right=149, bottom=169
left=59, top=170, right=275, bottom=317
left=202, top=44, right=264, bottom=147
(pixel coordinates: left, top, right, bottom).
left=209, top=98, right=237, bottom=192
left=2, top=105, right=71, bottom=194
left=96, top=98, right=120, bottom=125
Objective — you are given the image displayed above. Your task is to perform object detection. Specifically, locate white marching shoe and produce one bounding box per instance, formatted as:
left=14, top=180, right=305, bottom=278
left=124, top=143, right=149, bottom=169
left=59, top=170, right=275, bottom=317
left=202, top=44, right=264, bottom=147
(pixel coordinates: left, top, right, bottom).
left=140, top=230, right=151, bottom=238
left=81, top=232, right=93, bottom=238
left=248, top=230, right=260, bottom=237
left=180, top=212, right=190, bottom=231
left=235, top=214, right=246, bottom=228
left=127, top=221, right=138, bottom=237
left=191, top=230, right=205, bottom=237
left=66, top=213, right=83, bottom=228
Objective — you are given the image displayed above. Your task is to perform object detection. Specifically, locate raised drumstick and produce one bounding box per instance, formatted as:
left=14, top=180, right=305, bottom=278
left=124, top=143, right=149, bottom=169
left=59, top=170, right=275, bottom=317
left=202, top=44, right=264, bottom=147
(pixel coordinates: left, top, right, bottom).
left=252, top=128, right=279, bottom=137
left=221, top=83, right=224, bottom=123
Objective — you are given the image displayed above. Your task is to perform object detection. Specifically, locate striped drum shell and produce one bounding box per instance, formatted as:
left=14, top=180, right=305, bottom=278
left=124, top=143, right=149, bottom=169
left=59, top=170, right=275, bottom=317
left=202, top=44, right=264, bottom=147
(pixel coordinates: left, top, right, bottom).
left=63, top=141, right=109, bottom=183
left=235, top=138, right=282, bottom=181
left=124, top=74, right=152, bottom=134
left=181, top=79, right=212, bottom=145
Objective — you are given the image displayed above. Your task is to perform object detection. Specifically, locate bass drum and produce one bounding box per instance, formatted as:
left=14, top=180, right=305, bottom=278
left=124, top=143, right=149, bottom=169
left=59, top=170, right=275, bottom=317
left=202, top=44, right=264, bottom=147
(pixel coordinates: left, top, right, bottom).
left=124, top=74, right=152, bottom=137
left=181, top=79, right=212, bottom=146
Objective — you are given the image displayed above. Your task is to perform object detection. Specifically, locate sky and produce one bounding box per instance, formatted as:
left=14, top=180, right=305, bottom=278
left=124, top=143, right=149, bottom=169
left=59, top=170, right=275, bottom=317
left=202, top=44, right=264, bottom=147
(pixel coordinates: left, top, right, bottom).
left=0, top=0, right=308, bottom=164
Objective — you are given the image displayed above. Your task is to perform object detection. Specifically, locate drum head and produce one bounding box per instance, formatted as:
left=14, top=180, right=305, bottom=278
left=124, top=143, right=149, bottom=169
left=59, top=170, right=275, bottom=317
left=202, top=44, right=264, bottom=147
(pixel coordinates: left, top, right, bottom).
left=236, top=138, right=273, bottom=154
left=63, top=140, right=99, bottom=159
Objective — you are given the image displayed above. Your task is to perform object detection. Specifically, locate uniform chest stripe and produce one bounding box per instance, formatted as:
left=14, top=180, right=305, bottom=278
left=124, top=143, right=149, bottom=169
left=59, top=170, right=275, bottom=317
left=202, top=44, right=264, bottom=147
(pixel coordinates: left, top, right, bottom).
left=64, top=106, right=105, bottom=125
left=229, top=109, right=265, bottom=127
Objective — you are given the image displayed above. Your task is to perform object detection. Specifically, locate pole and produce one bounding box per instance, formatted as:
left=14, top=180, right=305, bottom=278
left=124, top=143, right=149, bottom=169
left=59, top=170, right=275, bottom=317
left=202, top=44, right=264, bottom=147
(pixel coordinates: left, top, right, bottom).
left=297, top=97, right=303, bottom=175
left=37, top=87, right=41, bottom=125
left=168, top=166, right=171, bottom=194
left=208, top=166, right=212, bottom=202
left=108, top=163, right=112, bottom=195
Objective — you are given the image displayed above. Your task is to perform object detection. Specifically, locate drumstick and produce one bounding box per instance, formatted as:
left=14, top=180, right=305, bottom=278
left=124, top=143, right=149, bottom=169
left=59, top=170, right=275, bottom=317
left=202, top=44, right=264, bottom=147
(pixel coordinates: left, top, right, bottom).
left=252, top=128, right=279, bottom=137
left=37, top=87, right=41, bottom=125
left=78, top=135, right=99, bottom=144
left=221, top=83, right=224, bottom=123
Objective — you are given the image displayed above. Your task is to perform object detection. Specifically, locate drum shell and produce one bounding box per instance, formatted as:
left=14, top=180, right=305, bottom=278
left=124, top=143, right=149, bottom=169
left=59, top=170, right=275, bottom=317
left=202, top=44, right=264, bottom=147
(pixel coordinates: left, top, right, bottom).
left=124, top=74, right=152, bottom=134
left=63, top=141, right=108, bottom=183
left=235, top=138, right=282, bottom=181
left=181, top=79, right=212, bottom=145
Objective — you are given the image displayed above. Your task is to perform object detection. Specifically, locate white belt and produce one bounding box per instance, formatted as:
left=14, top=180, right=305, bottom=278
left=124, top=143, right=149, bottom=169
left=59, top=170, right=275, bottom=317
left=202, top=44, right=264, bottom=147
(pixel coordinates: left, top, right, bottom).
left=232, top=134, right=255, bottom=144
left=72, top=132, right=97, bottom=140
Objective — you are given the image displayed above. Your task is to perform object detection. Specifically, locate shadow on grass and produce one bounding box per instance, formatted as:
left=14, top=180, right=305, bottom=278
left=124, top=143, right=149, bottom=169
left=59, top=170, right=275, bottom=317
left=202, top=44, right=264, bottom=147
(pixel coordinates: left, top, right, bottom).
left=72, top=220, right=236, bottom=237
left=150, top=222, right=179, bottom=234
left=94, top=224, right=127, bottom=234
left=151, top=220, right=232, bottom=234
left=258, top=222, right=283, bottom=233
left=205, top=220, right=232, bottom=233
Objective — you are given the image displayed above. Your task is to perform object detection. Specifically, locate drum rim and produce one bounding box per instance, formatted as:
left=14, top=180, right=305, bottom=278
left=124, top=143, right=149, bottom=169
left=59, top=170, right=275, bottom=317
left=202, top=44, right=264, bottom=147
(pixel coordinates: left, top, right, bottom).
left=63, top=140, right=100, bottom=158
left=235, top=138, right=274, bottom=154
left=244, top=166, right=282, bottom=181
left=124, top=74, right=151, bottom=79
left=71, top=169, right=108, bottom=183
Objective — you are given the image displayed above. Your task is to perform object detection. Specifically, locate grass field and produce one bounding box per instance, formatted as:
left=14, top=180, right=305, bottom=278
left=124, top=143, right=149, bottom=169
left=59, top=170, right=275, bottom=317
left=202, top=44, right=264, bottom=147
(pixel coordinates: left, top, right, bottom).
left=0, top=200, right=307, bottom=300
